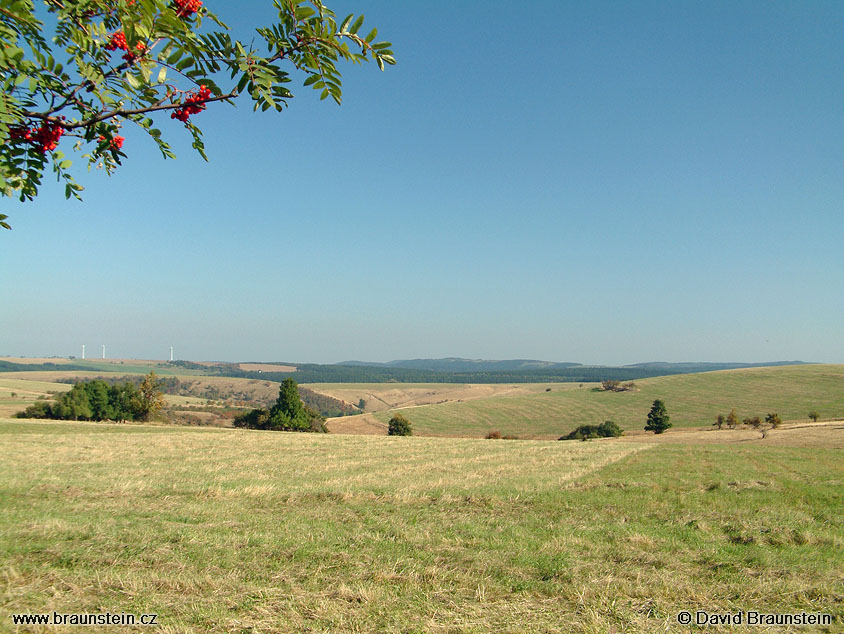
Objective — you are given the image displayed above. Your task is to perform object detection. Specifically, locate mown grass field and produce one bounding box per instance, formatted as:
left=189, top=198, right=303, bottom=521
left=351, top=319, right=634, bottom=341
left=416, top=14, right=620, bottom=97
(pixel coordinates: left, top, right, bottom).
left=1, top=419, right=841, bottom=633
left=370, top=364, right=844, bottom=438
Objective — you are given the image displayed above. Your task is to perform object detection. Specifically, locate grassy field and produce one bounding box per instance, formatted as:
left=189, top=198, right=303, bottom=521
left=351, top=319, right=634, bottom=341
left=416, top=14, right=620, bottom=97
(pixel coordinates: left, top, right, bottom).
left=368, top=364, right=844, bottom=438
left=1, top=419, right=841, bottom=633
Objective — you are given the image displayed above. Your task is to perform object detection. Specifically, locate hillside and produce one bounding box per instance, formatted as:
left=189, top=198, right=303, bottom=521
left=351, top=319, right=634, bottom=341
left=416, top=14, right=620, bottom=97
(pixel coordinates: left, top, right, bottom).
left=366, top=364, right=844, bottom=438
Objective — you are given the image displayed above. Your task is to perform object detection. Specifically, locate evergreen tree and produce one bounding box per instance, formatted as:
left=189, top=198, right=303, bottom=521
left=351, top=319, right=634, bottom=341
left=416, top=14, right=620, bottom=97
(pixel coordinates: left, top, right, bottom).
left=644, top=399, right=671, bottom=434
left=269, top=378, right=311, bottom=431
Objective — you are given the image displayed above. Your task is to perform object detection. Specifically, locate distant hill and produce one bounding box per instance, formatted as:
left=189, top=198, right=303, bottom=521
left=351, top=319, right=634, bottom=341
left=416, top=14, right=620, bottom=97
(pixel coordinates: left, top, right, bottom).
left=624, top=361, right=808, bottom=371
left=0, top=356, right=813, bottom=384
left=338, top=358, right=582, bottom=372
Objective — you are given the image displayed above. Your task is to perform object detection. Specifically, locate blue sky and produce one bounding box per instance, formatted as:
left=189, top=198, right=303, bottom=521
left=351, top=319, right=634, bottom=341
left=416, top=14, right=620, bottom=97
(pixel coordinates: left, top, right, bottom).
left=2, top=0, right=843, bottom=364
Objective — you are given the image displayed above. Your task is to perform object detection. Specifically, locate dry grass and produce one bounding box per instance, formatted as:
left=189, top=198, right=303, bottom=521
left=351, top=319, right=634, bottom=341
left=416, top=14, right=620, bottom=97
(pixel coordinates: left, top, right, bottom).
left=306, top=382, right=571, bottom=413
left=618, top=420, right=844, bottom=448
left=1, top=419, right=841, bottom=633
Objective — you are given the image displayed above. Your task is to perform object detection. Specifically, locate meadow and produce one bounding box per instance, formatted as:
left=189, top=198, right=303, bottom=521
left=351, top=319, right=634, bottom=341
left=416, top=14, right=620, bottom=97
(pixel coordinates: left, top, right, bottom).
left=364, top=364, right=844, bottom=438
left=1, top=418, right=841, bottom=633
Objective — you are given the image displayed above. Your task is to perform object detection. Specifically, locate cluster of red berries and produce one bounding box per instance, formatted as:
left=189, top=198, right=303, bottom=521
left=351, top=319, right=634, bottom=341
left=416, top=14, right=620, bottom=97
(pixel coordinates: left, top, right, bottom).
left=9, top=122, right=65, bottom=153
left=174, top=0, right=202, bottom=18
left=122, top=41, right=146, bottom=63
left=170, top=85, right=212, bottom=122
left=104, top=31, right=127, bottom=51
left=105, top=31, right=146, bottom=62
left=99, top=134, right=125, bottom=150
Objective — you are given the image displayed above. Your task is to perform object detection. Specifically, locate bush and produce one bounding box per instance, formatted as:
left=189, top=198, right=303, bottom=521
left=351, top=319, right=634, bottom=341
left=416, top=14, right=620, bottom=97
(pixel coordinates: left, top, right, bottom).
left=596, top=420, right=623, bottom=437
left=765, top=413, right=782, bottom=428
left=485, top=430, right=503, bottom=439
left=808, top=410, right=820, bottom=422
left=560, top=421, right=623, bottom=441
left=15, top=401, right=53, bottom=419
left=388, top=413, right=412, bottom=436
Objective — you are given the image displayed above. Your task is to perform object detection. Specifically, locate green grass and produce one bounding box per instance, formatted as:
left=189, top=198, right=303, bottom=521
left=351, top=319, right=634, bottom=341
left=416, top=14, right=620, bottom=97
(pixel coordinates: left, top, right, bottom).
left=0, top=419, right=841, bottom=633
left=373, top=364, right=844, bottom=438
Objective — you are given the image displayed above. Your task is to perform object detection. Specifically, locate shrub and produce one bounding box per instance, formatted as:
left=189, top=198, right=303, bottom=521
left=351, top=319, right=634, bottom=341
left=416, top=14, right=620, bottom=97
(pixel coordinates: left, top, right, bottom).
left=485, top=430, right=503, bottom=439
left=808, top=410, right=820, bottom=422
left=713, top=414, right=725, bottom=430
left=388, top=413, right=412, bottom=436
left=596, top=420, right=623, bottom=437
left=743, top=416, right=763, bottom=429
left=15, top=401, right=53, bottom=419
left=560, top=421, right=623, bottom=441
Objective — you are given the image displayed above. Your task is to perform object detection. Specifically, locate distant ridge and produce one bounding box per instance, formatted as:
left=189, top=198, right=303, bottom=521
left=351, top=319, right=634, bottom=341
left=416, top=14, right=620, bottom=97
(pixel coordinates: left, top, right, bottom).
left=337, top=358, right=582, bottom=372
left=337, top=358, right=810, bottom=374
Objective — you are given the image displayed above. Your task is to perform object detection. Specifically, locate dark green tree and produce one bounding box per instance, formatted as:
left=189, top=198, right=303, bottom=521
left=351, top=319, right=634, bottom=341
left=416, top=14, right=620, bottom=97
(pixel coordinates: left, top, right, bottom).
left=109, top=382, right=141, bottom=421
left=808, top=410, right=820, bottom=422
left=644, top=399, right=671, bottom=434
left=269, top=377, right=311, bottom=431
left=388, top=413, right=412, bottom=436
left=85, top=379, right=115, bottom=421
left=52, top=383, right=93, bottom=420
left=713, top=413, right=725, bottom=430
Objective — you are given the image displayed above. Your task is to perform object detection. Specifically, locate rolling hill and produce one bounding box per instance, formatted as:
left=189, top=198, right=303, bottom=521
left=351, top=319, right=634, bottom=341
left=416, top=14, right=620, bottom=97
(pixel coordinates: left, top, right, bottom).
left=365, top=364, right=844, bottom=438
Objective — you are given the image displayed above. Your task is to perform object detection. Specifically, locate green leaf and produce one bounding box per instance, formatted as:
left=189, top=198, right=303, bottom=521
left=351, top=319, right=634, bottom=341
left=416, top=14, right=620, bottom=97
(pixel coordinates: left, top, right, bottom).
left=350, top=15, right=364, bottom=34
left=157, top=67, right=167, bottom=83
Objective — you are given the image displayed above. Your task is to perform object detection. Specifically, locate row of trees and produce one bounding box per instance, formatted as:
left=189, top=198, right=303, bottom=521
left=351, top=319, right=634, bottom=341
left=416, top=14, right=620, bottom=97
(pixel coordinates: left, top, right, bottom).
left=233, top=378, right=326, bottom=432
left=16, top=372, right=164, bottom=422
left=712, top=410, right=782, bottom=430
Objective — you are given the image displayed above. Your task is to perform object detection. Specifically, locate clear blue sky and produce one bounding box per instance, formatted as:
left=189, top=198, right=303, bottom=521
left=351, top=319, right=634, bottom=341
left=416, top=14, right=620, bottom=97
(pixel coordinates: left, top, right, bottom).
left=2, top=0, right=843, bottom=365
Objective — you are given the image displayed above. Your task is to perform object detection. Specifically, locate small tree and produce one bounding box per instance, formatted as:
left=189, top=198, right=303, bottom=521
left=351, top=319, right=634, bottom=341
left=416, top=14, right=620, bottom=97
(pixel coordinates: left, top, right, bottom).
left=136, top=371, right=166, bottom=422
left=765, top=413, right=782, bottom=429
left=713, top=414, right=725, bottom=430
left=743, top=416, right=762, bottom=429
left=808, top=410, right=820, bottom=422
left=644, top=399, right=671, bottom=434
left=388, top=413, right=412, bottom=436
left=726, top=409, right=739, bottom=430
